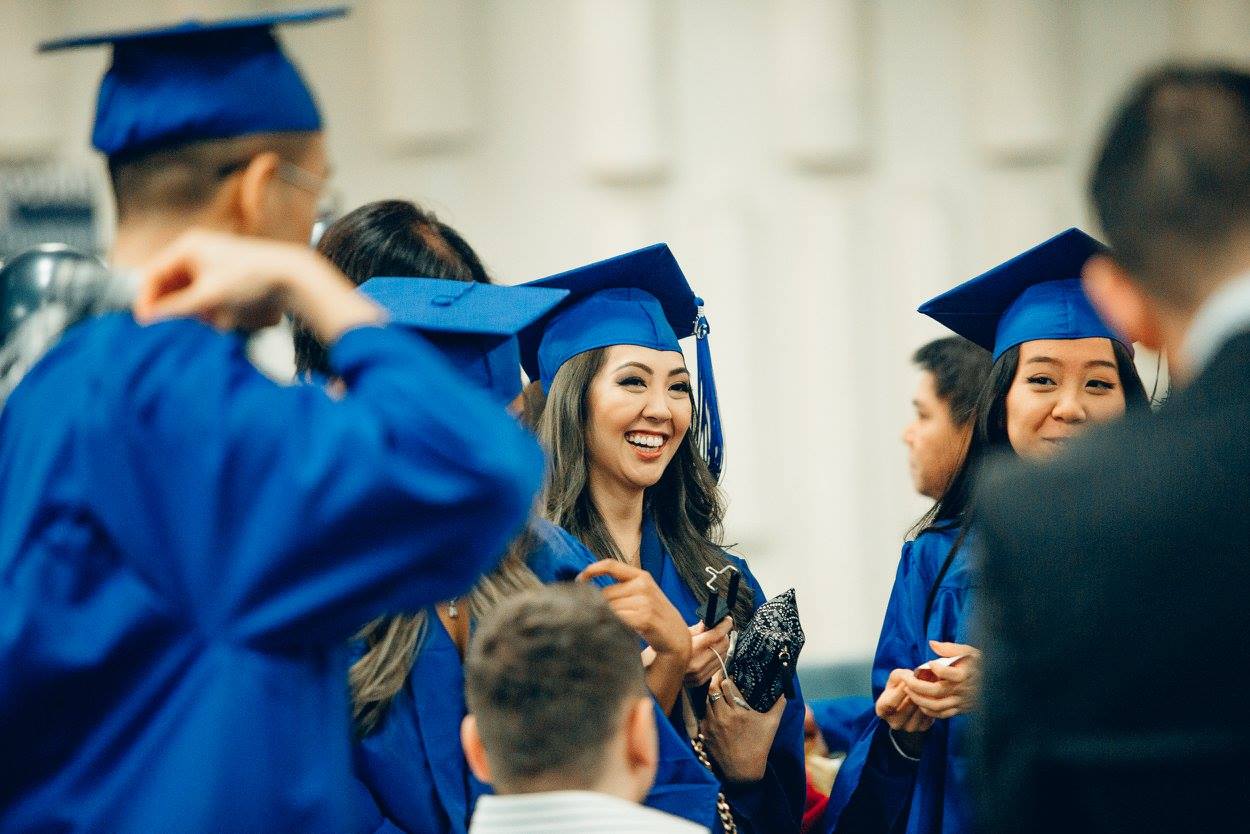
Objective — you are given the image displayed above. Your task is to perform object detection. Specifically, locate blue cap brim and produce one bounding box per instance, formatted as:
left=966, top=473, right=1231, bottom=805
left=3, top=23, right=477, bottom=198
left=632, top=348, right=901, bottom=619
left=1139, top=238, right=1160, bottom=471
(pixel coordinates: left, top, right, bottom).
left=918, top=227, right=1127, bottom=358
left=359, top=277, right=570, bottom=405
left=39, top=7, right=348, bottom=52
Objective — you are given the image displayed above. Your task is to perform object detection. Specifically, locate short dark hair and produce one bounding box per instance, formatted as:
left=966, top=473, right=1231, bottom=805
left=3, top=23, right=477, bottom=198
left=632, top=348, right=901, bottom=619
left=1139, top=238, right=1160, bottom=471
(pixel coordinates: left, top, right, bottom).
left=912, top=336, right=992, bottom=427
left=294, top=199, right=490, bottom=376
left=1091, top=64, right=1250, bottom=306
left=107, top=132, right=319, bottom=222
left=463, top=584, right=648, bottom=791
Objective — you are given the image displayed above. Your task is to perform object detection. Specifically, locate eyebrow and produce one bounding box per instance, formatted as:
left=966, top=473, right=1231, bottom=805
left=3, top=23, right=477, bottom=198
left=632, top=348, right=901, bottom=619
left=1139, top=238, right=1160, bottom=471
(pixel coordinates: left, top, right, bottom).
left=613, top=362, right=690, bottom=377
left=1024, top=356, right=1118, bottom=370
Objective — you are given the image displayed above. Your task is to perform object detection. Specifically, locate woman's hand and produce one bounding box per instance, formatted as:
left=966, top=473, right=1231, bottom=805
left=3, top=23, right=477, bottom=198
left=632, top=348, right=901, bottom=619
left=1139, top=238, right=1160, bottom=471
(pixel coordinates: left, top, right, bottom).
left=685, top=617, right=734, bottom=686
left=903, top=641, right=982, bottom=720
left=135, top=229, right=382, bottom=340
left=876, top=668, right=934, bottom=734
left=877, top=668, right=932, bottom=760
left=577, top=560, right=692, bottom=711
left=700, top=672, right=786, bottom=783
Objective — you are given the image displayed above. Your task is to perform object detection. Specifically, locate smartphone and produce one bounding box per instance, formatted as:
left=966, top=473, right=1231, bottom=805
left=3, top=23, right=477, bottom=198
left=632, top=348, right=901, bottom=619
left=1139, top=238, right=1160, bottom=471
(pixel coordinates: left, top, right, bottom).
left=701, top=569, right=740, bottom=628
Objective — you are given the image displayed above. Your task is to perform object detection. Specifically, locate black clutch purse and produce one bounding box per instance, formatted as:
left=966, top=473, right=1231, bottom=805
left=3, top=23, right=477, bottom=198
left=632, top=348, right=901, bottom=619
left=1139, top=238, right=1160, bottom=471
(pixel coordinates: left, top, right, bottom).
left=726, top=588, right=804, bottom=712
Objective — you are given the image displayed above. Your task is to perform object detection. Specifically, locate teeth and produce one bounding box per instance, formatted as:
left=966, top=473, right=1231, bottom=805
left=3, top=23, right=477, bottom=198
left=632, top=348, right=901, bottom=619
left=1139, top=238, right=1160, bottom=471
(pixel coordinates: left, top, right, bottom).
left=625, top=432, right=664, bottom=449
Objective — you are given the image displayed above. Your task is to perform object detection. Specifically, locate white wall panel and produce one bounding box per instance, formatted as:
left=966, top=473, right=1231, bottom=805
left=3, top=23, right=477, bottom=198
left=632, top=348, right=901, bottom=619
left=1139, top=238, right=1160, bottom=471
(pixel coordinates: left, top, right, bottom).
left=572, top=0, right=668, bottom=183
left=968, top=0, right=1068, bottom=163
left=366, top=0, right=477, bottom=151
left=0, top=0, right=64, bottom=154
left=1177, top=0, right=1250, bottom=62
left=770, top=0, right=866, bottom=169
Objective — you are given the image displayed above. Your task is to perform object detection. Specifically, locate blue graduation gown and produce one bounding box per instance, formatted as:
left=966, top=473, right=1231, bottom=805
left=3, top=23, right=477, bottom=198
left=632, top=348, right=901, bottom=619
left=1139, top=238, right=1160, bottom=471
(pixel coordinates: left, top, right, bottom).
left=821, top=524, right=972, bottom=834
left=0, top=314, right=544, bottom=833
left=353, top=519, right=720, bottom=834
left=640, top=516, right=807, bottom=834
left=810, top=696, right=875, bottom=754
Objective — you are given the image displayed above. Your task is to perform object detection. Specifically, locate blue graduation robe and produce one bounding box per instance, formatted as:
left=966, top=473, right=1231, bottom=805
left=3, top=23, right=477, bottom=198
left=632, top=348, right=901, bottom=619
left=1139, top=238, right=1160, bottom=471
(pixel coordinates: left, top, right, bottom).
left=810, top=696, right=874, bottom=754
left=821, top=524, right=972, bottom=834
left=0, top=314, right=544, bottom=833
left=353, top=519, right=721, bottom=834
left=639, top=516, right=807, bottom=834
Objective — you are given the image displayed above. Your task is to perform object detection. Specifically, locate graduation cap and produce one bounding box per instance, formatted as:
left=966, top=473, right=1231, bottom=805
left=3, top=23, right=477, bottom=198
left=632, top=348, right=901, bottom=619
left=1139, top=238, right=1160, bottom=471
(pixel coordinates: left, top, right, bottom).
left=358, top=277, right=569, bottom=405
left=919, top=228, right=1129, bottom=360
left=40, top=6, right=347, bottom=157
left=517, top=243, right=725, bottom=479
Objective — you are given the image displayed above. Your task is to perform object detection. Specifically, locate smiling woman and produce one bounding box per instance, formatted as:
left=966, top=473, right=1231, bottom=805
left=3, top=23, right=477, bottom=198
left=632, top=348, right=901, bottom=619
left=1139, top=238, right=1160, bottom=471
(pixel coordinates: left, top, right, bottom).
left=822, top=229, right=1149, bottom=834
left=522, top=244, right=808, bottom=834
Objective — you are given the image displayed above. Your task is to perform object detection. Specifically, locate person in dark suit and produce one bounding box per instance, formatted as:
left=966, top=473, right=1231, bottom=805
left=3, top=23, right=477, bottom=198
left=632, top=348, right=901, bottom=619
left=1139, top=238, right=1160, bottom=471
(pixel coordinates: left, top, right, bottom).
left=973, top=65, right=1250, bottom=834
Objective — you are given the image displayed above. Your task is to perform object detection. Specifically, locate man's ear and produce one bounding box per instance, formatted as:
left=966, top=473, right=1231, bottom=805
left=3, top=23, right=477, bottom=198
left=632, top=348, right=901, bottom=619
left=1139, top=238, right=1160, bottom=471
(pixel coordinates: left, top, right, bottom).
left=461, top=714, right=494, bottom=785
left=623, top=697, right=658, bottom=775
left=1083, top=253, right=1165, bottom=352
left=232, top=151, right=281, bottom=236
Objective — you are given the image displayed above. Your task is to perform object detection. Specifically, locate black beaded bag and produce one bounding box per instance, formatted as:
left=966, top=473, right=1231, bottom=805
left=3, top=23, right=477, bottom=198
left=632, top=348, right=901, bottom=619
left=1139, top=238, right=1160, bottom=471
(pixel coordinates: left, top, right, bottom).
left=726, top=588, right=804, bottom=712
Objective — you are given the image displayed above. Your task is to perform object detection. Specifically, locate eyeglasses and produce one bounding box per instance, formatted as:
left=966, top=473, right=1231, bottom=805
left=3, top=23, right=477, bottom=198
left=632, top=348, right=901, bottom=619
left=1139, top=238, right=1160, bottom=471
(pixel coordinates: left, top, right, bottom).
left=213, top=157, right=333, bottom=199
left=276, top=159, right=331, bottom=197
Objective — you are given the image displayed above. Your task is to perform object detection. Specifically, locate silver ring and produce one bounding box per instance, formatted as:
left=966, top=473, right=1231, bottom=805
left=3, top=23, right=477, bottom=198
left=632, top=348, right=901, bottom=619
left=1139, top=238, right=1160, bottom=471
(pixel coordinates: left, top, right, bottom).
left=709, top=692, right=723, bottom=703
left=732, top=696, right=748, bottom=708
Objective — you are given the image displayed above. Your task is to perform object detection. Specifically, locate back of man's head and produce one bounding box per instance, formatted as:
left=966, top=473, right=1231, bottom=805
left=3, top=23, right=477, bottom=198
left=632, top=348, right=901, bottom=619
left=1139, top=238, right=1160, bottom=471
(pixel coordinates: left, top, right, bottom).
left=108, top=131, right=320, bottom=226
left=1091, top=65, right=1250, bottom=308
left=462, top=584, right=655, bottom=797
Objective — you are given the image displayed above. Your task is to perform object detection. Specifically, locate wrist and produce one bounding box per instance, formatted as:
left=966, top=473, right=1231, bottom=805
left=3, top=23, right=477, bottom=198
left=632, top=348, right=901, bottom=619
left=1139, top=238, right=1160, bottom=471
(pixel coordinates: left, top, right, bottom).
left=888, top=728, right=924, bottom=761
left=651, top=642, right=692, bottom=667
left=285, top=256, right=384, bottom=343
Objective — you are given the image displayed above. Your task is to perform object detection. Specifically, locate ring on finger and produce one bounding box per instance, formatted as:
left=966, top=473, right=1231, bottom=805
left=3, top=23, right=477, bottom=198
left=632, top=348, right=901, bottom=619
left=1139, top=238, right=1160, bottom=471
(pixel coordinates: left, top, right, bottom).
left=709, top=692, right=723, bottom=703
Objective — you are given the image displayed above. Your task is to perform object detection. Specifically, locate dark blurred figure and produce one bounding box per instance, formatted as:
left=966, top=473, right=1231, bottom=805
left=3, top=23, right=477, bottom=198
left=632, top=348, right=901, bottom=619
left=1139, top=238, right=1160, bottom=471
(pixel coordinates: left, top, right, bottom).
left=974, top=66, right=1250, bottom=833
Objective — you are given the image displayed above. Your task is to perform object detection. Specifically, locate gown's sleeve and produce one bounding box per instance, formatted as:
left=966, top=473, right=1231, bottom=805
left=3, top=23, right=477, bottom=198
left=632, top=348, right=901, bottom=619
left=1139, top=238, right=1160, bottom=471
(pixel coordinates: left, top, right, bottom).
left=83, top=319, right=544, bottom=647
left=821, top=538, right=931, bottom=833
left=810, top=696, right=875, bottom=754
left=820, top=537, right=945, bottom=830
left=719, top=560, right=807, bottom=834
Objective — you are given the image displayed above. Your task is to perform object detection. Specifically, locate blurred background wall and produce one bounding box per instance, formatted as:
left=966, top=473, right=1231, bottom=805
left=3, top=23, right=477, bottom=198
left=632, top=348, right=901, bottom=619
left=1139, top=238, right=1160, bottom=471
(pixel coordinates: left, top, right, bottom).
left=1, top=0, right=1242, bottom=672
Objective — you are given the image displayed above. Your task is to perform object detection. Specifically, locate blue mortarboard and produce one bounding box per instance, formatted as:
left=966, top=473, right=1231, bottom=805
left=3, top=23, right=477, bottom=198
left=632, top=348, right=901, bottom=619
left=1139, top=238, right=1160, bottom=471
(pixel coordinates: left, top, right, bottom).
left=40, top=7, right=346, bottom=157
left=919, top=228, right=1129, bottom=360
left=517, top=243, right=726, bottom=479
left=359, top=277, right=569, bottom=405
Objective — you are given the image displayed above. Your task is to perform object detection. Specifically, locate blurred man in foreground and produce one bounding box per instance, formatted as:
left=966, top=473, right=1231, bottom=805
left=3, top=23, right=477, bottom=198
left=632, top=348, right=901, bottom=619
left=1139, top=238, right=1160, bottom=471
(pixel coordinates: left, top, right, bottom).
left=974, top=65, right=1250, bottom=833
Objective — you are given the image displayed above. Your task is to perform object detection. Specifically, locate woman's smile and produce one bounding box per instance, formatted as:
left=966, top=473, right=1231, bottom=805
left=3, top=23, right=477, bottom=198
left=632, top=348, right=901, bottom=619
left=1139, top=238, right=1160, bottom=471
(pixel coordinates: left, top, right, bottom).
left=625, top=430, right=669, bottom=460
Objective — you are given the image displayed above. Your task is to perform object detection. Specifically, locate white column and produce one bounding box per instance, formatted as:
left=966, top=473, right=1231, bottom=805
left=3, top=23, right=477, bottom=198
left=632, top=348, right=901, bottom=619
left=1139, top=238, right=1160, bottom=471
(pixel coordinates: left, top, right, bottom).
left=571, top=0, right=668, bottom=183
left=365, top=0, right=477, bottom=151
left=967, top=0, right=1067, bottom=163
left=769, top=0, right=866, bottom=170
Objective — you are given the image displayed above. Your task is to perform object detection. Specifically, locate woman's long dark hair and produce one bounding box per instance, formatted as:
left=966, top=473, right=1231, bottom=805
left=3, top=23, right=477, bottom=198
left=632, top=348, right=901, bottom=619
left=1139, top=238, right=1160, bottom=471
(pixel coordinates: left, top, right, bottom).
left=293, top=199, right=490, bottom=378
left=298, top=198, right=542, bottom=736
left=916, top=339, right=1149, bottom=623
left=538, top=348, right=756, bottom=627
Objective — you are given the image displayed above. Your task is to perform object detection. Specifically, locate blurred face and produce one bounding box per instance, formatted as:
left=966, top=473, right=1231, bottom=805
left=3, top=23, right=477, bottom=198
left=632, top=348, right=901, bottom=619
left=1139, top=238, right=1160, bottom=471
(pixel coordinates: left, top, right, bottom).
left=1005, top=338, right=1127, bottom=460
left=585, top=345, right=693, bottom=492
left=902, top=371, right=971, bottom=499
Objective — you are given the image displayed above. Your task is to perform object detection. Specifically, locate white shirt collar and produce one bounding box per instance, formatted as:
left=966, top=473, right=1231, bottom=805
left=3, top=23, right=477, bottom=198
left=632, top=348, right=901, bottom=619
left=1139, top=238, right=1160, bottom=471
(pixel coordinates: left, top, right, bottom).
left=1182, top=272, right=1250, bottom=376
left=469, top=790, right=708, bottom=834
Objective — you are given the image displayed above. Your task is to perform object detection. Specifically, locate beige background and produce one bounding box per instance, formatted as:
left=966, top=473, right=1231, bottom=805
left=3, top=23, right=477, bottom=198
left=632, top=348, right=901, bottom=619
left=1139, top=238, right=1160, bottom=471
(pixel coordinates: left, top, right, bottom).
left=2, top=0, right=1237, bottom=664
